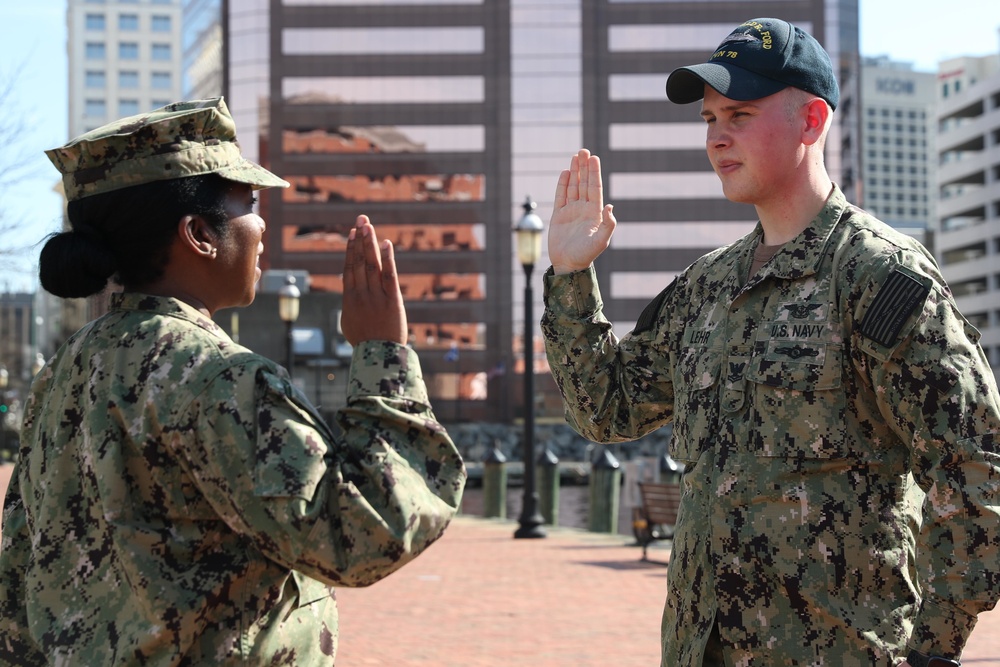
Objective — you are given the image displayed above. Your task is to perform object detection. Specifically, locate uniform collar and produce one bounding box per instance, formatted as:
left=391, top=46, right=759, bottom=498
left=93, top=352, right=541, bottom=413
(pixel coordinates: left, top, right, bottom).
left=109, top=291, right=230, bottom=340
left=746, top=184, right=849, bottom=281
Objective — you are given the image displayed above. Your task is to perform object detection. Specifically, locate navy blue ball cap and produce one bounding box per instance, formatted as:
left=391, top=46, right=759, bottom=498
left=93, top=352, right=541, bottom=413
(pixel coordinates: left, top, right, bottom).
left=666, top=18, right=840, bottom=110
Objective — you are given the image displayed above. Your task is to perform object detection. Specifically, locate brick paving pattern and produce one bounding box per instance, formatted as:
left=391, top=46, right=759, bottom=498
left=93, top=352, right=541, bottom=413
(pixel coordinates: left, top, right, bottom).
left=0, top=466, right=997, bottom=665
left=335, top=516, right=1000, bottom=666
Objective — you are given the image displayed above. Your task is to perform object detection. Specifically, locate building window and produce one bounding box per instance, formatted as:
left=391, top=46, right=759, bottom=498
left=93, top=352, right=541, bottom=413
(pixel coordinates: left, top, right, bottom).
left=119, top=70, right=139, bottom=89
left=152, top=72, right=172, bottom=89
left=152, top=43, right=171, bottom=61
left=85, top=99, right=106, bottom=117
left=119, top=42, right=139, bottom=60
left=85, top=42, right=106, bottom=60
left=151, top=15, right=171, bottom=32
left=119, top=99, right=140, bottom=117
left=119, top=13, right=139, bottom=30
left=85, top=13, right=105, bottom=30
left=85, top=70, right=106, bottom=88
left=152, top=99, right=171, bottom=108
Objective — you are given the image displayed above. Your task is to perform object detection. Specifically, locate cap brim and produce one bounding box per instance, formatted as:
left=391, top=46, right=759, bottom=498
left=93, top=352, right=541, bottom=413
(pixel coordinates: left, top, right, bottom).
left=217, top=157, right=290, bottom=190
left=666, top=62, right=788, bottom=104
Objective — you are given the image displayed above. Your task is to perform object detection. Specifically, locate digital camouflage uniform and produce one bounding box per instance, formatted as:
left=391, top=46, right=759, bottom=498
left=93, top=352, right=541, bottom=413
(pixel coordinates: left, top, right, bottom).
left=542, top=186, right=1000, bottom=666
left=0, top=293, right=465, bottom=665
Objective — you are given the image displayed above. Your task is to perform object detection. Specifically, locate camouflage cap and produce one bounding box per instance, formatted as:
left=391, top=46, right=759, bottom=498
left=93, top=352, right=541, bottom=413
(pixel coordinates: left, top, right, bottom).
left=46, top=97, right=289, bottom=201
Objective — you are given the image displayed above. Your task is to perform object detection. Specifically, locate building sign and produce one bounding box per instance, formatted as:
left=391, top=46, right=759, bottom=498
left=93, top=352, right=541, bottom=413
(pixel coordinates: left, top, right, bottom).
left=876, top=78, right=915, bottom=95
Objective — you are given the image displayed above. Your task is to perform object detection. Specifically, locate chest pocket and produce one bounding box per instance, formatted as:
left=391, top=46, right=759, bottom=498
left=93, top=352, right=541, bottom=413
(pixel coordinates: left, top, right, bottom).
left=745, top=339, right=849, bottom=459
left=671, top=345, right=722, bottom=464
left=750, top=339, right=842, bottom=390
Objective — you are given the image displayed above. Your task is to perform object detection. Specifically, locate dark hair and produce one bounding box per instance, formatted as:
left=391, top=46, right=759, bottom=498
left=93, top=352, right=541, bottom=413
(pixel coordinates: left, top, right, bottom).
left=39, top=174, right=232, bottom=298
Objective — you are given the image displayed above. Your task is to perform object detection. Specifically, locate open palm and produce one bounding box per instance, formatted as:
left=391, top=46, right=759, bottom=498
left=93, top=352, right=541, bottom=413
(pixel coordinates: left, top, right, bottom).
left=548, top=148, right=617, bottom=275
left=341, top=215, right=408, bottom=346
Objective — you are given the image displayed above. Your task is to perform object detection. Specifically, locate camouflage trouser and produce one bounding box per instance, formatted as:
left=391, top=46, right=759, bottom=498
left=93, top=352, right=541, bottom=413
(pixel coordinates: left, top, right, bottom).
left=702, top=620, right=726, bottom=667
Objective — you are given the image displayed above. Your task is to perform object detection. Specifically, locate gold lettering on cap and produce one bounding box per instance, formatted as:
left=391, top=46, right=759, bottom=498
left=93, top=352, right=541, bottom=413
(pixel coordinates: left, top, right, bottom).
left=761, top=30, right=772, bottom=49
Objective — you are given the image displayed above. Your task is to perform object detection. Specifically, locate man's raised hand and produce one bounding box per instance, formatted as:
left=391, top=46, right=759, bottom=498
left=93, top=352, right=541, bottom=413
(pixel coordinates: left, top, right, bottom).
left=548, top=148, right=617, bottom=275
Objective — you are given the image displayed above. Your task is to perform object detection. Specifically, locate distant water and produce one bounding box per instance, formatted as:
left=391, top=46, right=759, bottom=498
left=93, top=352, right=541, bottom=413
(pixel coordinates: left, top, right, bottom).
left=459, top=483, right=635, bottom=537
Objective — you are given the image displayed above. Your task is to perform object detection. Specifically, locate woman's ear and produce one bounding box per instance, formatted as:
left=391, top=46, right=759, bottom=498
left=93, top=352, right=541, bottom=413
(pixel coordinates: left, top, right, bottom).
left=177, top=215, right=219, bottom=259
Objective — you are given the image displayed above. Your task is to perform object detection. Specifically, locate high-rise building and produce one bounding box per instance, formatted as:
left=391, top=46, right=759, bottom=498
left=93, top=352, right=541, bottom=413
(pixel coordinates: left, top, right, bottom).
left=226, top=0, right=514, bottom=422
left=934, top=54, right=1000, bottom=374
left=859, top=56, right=937, bottom=244
left=68, top=0, right=184, bottom=137
left=576, top=1, right=858, bottom=333
left=59, top=1, right=186, bottom=335
left=0, top=293, right=35, bottom=389
left=182, top=0, right=223, bottom=99
left=224, top=0, right=859, bottom=423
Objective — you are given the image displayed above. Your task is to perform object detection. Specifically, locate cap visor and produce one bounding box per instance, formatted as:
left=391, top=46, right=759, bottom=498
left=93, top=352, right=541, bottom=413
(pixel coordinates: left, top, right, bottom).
left=218, top=157, right=290, bottom=190
left=667, top=62, right=788, bottom=104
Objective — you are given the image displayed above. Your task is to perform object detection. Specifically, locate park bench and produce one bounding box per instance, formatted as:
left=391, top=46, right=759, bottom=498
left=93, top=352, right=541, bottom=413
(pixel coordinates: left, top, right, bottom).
left=632, top=481, right=682, bottom=562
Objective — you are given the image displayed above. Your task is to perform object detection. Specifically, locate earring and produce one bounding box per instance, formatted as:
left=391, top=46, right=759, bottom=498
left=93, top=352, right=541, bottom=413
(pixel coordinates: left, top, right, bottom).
left=210, top=248, right=218, bottom=258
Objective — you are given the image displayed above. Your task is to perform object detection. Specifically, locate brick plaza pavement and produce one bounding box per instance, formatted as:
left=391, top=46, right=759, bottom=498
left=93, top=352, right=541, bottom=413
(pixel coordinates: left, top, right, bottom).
left=334, top=515, right=1000, bottom=666
left=0, top=465, right=998, bottom=665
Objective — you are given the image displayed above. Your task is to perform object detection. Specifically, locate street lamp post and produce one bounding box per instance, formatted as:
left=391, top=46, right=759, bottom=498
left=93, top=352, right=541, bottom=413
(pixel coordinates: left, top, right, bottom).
left=278, top=275, right=301, bottom=379
left=31, top=352, right=45, bottom=377
left=514, top=196, right=546, bottom=539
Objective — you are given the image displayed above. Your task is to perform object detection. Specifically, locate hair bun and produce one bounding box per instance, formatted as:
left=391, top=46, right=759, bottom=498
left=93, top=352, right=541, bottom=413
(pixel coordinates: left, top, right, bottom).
left=39, top=228, right=118, bottom=298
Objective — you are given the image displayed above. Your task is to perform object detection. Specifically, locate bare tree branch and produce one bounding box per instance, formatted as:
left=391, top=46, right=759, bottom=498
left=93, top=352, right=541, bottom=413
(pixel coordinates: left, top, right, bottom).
left=0, top=59, right=54, bottom=274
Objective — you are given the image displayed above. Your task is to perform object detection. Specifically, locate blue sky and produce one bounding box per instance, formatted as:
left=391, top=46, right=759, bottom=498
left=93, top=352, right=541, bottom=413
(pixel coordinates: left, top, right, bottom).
left=2, top=1, right=999, bottom=291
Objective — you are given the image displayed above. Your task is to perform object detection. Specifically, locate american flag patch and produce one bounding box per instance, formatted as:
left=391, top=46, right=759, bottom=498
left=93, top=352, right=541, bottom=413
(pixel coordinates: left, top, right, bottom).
left=859, top=269, right=929, bottom=347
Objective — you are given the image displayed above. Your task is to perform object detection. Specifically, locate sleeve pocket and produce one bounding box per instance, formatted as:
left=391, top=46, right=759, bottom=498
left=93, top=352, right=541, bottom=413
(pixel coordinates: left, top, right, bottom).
left=254, top=370, right=332, bottom=500
left=292, top=570, right=335, bottom=607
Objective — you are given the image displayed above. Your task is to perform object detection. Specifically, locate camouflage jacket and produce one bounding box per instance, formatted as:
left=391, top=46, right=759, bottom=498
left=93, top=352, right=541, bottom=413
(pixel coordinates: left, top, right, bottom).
left=542, top=187, right=1000, bottom=666
left=0, top=293, right=465, bottom=666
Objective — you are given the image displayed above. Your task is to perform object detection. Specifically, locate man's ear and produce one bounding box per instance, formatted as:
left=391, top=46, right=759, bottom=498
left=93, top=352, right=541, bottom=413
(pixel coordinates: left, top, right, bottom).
left=802, top=97, right=830, bottom=147
left=177, top=215, right=219, bottom=259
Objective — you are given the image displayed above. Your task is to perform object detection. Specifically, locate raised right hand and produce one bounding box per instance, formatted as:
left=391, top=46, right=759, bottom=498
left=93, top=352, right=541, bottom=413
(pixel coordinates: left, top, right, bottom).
left=341, top=215, right=408, bottom=346
left=548, top=148, right=617, bottom=275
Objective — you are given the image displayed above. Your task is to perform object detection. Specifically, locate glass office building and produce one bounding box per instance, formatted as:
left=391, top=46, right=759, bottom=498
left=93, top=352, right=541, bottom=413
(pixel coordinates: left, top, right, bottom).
left=225, top=0, right=859, bottom=423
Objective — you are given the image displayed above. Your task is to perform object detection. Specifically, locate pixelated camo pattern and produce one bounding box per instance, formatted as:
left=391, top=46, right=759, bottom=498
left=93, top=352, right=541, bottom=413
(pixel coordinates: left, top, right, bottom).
left=45, top=97, right=288, bottom=201
left=542, top=186, right=1000, bottom=667
left=0, top=292, right=465, bottom=665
